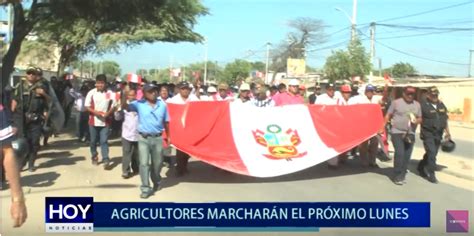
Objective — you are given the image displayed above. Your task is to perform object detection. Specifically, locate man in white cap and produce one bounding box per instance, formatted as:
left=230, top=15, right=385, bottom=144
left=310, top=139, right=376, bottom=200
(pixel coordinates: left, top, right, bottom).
left=204, top=86, right=218, bottom=101
left=234, top=83, right=252, bottom=104
left=314, top=83, right=339, bottom=169
left=273, top=79, right=304, bottom=106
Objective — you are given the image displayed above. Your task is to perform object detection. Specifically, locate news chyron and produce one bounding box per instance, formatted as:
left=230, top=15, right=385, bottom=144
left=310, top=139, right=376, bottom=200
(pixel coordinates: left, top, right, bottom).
left=45, top=197, right=94, bottom=233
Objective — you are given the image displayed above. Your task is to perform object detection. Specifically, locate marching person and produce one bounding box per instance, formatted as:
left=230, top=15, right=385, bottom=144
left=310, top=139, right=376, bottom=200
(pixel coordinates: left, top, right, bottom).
left=204, top=86, right=218, bottom=101
left=315, top=83, right=338, bottom=105
left=69, top=84, right=90, bottom=142
left=213, top=83, right=233, bottom=101
left=417, top=86, right=450, bottom=184
left=116, top=89, right=140, bottom=179
left=167, top=81, right=200, bottom=177
left=315, top=83, right=339, bottom=168
left=383, top=86, right=422, bottom=185
left=308, top=85, right=322, bottom=104
left=334, top=84, right=353, bottom=165
left=1, top=97, right=28, bottom=227
left=84, top=74, right=117, bottom=169
left=273, top=79, right=304, bottom=106
left=349, top=84, right=383, bottom=168
left=234, top=83, right=252, bottom=104
left=11, top=67, right=51, bottom=172
left=125, top=83, right=169, bottom=198
left=252, top=86, right=275, bottom=107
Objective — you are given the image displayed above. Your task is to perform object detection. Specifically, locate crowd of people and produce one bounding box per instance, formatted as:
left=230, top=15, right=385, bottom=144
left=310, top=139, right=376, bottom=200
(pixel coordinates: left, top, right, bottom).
left=1, top=66, right=452, bottom=206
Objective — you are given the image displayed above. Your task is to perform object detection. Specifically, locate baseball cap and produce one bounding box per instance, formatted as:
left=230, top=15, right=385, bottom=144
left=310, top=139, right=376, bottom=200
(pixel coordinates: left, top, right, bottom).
left=218, top=83, right=229, bottom=90
left=428, top=86, right=439, bottom=95
left=288, top=79, right=300, bottom=86
left=326, top=83, right=335, bottom=89
left=240, top=83, right=250, bottom=91
left=207, top=86, right=217, bottom=93
left=143, top=83, right=158, bottom=92
left=26, top=67, right=42, bottom=76
left=341, top=84, right=352, bottom=93
left=365, top=84, right=376, bottom=92
left=177, top=81, right=192, bottom=89
left=299, top=85, right=306, bottom=90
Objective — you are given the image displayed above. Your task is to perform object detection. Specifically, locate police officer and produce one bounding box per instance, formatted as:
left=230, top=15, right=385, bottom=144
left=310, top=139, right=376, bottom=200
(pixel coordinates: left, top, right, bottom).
left=417, top=86, right=450, bottom=184
left=11, top=67, right=51, bottom=172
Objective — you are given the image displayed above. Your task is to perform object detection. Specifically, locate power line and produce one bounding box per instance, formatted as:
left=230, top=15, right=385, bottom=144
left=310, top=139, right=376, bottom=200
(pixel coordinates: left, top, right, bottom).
left=377, top=29, right=472, bottom=40
left=376, top=23, right=474, bottom=31
left=358, top=31, right=469, bottom=66
left=375, top=0, right=474, bottom=23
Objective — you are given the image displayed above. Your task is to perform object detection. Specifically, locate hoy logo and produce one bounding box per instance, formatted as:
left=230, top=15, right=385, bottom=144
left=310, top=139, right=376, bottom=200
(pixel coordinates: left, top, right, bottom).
left=45, top=197, right=94, bottom=233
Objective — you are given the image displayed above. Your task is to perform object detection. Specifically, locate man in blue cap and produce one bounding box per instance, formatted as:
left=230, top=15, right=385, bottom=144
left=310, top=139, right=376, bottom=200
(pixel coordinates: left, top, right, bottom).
left=126, top=83, right=170, bottom=199
left=349, top=84, right=383, bottom=168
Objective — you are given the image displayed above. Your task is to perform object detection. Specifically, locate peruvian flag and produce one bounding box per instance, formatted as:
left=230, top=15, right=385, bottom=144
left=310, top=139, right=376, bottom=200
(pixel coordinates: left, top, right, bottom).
left=127, top=73, right=142, bottom=84
left=168, top=102, right=383, bottom=177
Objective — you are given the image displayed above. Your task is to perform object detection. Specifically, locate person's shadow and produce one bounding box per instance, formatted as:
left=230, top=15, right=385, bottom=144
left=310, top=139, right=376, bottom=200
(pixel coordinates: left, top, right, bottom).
left=21, top=172, right=61, bottom=187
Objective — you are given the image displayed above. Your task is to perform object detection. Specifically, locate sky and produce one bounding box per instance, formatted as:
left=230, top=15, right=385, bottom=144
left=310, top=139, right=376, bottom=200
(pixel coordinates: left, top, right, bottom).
left=2, top=0, right=474, bottom=76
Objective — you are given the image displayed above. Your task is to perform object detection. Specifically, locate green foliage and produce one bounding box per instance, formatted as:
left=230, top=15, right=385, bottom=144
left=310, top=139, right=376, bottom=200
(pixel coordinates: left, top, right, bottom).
left=390, top=62, right=416, bottom=78
left=250, top=61, right=266, bottom=72
left=324, top=38, right=371, bottom=83
left=222, top=59, right=252, bottom=85
left=101, top=60, right=121, bottom=77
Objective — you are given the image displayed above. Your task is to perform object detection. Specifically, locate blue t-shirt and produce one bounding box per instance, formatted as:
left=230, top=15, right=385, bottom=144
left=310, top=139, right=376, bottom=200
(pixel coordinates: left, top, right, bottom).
left=129, top=98, right=169, bottom=134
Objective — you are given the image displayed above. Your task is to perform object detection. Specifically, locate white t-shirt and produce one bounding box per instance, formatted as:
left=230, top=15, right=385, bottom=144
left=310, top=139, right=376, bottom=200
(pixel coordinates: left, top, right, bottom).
left=167, top=94, right=200, bottom=104
left=348, top=94, right=383, bottom=105
left=314, top=93, right=338, bottom=105
left=84, top=88, right=117, bottom=127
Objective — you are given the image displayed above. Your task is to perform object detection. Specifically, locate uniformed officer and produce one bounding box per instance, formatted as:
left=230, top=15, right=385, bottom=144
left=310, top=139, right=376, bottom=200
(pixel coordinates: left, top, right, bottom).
left=417, top=86, right=450, bottom=184
left=11, top=67, right=51, bottom=172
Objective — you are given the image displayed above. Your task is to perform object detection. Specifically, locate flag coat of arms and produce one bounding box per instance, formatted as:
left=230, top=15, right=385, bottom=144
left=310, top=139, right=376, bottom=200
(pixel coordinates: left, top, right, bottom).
left=168, top=102, right=384, bottom=177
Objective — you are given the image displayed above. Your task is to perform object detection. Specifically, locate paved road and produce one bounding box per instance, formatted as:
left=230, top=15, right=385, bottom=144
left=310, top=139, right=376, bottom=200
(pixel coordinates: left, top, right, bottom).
left=1, top=127, right=473, bottom=236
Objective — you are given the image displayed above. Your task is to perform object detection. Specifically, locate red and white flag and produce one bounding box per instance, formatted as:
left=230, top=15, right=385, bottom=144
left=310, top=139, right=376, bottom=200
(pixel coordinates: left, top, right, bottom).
left=127, top=73, right=142, bottom=84
left=168, top=102, right=383, bottom=177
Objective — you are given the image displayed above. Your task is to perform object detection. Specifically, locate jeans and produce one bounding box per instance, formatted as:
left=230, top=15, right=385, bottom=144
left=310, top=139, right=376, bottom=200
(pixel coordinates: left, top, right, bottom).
left=89, top=126, right=110, bottom=161
left=391, top=133, right=415, bottom=180
left=138, top=135, right=163, bottom=194
left=122, top=138, right=139, bottom=175
left=76, top=111, right=89, bottom=140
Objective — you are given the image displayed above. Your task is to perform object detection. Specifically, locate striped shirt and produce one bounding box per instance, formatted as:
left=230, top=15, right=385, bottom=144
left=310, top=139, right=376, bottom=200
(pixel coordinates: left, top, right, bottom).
left=252, top=98, right=275, bottom=107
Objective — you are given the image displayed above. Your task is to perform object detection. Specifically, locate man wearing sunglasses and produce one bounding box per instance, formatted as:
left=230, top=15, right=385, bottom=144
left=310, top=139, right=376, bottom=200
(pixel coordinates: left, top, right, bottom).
left=417, top=86, right=450, bottom=184
left=11, top=67, right=51, bottom=172
left=383, top=86, right=422, bottom=185
left=273, top=79, right=304, bottom=106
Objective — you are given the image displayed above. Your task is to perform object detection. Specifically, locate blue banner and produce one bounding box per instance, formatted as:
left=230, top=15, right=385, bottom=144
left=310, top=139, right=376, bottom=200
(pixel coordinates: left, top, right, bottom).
left=93, top=202, right=430, bottom=229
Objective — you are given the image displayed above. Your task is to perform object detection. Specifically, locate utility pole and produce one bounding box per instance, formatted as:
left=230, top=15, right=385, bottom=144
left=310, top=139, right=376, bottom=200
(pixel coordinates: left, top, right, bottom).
left=369, top=22, right=375, bottom=82
left=203, top=38, right=208, bottom=85
left=378, top=58, right=382, bottom=77
left=265, top=42, right=271, bottom=84
left=351, top=0, right=358, bottom=41
left=469, top=50, right=474, bottom=77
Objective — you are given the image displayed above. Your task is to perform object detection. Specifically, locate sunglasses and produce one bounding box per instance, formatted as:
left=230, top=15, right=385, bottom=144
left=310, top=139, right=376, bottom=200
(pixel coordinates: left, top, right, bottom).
left=26, top=71, right=36, bottom=75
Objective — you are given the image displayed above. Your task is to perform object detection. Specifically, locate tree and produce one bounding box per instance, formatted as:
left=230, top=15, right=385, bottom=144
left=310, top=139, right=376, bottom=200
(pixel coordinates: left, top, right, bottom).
left=391, top=62, right=416, bottom=78
left=222, top=59, right=252, bottom=85
left=323, top=38, right=371, bottom=83
left=136, top=69, right=148, bottom=77
left=2, top=0, right=208, bottom=89
left=324, top=50, right=351, bottom=83
left=15, top=39, right=57, bottom=71
left=270, top=17, right=327, bottom=78
left=101, top=60, right=121, bottom=77
left=250, top=61, right=266, bottom=72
